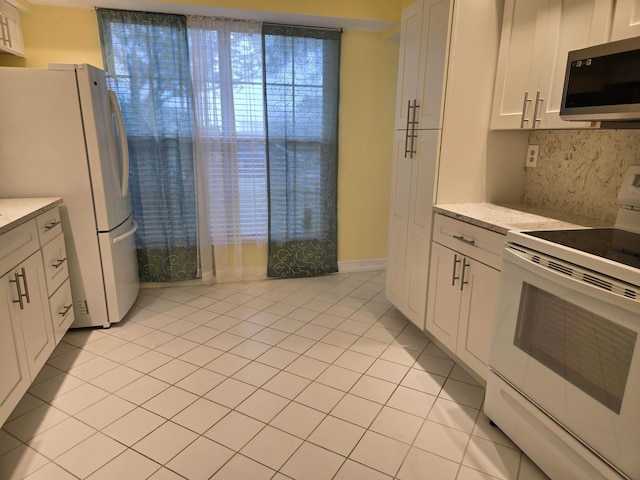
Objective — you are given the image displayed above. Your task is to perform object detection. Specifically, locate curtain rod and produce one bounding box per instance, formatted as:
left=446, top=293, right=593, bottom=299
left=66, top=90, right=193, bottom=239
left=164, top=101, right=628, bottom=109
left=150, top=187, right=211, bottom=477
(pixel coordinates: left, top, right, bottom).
left=94, top=8, right=343, bottom=33
left=263, top=22, right=343, bottom=33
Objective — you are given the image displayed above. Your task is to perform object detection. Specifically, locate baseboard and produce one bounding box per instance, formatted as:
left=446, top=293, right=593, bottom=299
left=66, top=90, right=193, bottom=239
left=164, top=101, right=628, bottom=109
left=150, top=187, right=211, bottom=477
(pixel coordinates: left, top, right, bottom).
left=337, top=258, right=387, bottom=273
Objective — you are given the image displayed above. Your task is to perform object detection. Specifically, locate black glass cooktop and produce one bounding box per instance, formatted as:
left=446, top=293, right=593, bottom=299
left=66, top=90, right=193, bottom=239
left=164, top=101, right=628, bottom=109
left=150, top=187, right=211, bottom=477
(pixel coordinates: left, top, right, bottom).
left=524, top=228, right=640, bottom=269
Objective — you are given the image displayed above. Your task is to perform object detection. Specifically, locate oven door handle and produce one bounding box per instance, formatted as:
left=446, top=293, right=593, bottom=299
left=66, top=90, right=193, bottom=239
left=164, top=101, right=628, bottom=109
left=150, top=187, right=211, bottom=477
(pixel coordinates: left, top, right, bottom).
left=503, top=246, right=639, bottom=311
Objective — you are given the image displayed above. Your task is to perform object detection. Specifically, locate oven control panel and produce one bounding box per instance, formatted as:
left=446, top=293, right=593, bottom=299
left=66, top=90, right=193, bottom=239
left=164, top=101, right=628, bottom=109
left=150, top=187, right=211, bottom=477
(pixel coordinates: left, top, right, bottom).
left=618, top=164, right=640, bottom=209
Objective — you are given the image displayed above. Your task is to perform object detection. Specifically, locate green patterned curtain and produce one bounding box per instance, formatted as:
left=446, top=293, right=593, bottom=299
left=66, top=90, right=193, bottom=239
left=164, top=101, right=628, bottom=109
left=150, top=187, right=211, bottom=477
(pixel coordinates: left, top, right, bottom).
left=263, top=24, right=341, bottom=278
left=97, top=9, right=199, bottom=282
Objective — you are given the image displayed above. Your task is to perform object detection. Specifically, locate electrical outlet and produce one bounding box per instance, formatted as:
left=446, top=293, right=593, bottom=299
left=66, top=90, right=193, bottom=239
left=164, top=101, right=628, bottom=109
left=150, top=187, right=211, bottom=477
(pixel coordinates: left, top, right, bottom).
left=526, top=145, right=539, bottom=168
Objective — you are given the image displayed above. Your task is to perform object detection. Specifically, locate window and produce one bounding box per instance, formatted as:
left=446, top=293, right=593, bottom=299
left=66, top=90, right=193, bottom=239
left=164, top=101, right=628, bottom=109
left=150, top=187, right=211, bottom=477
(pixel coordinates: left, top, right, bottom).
left=99, top=10, right=340, bottom=281
left=188, top=20, right=268, bottom=242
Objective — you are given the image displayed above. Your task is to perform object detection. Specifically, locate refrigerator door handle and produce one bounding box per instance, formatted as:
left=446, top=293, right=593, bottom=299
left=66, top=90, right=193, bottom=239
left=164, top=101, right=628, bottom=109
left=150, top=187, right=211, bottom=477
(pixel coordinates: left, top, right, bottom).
left=108, top=89, right=130, bottom=198
left=112, top=220, right=138, bottom=245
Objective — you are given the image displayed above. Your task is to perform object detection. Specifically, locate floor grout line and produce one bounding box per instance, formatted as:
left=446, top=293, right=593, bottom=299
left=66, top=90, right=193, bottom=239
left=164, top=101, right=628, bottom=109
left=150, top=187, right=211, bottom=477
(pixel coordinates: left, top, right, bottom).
left=0, top=271, right=546, bottom=480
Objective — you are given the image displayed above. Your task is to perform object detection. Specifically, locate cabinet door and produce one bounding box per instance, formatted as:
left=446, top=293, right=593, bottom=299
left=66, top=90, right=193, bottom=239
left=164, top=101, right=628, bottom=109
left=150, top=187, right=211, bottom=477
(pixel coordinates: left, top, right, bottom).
left=394, top=0, right=451, bottom=131
left=8, top=254, right=55, bottom=379
left=456, top=259, right=500, bottom=380
left=386, top=131, right=414, bottom=309
left=386, top=130, right=439, bottom=329
left=404, top=130, right=439, bottom=327
left=0, top=1, right=24, bottom=57
left=611, top=0, right=640, bottom=40
left=535, top=0, right=612, bottom=129
left=394, top=1, right=425, bottom=130
left=414, top=0, right=451, bottom=130
left=491, top=0, right=549, bottom=129
left=426, top=242, right=461, bottom=352
left=0, top=272, right=30, bottom=426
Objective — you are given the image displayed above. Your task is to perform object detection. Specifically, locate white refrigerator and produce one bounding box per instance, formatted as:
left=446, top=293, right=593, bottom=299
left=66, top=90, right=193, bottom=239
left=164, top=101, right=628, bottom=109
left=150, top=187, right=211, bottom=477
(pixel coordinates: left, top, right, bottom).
left=0, top=63, right=139, bottom=328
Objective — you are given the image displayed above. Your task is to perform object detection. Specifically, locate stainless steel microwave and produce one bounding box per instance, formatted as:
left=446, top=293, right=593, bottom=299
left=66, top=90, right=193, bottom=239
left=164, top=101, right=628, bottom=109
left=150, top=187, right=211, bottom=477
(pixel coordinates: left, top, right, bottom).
left=560, top=36, right=640, bottom=122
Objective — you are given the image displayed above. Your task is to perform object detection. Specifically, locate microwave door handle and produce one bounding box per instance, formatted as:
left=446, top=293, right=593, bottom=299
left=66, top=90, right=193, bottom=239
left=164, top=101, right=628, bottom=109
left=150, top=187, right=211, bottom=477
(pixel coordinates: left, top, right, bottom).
left=108, top=90, right=130, bottom=198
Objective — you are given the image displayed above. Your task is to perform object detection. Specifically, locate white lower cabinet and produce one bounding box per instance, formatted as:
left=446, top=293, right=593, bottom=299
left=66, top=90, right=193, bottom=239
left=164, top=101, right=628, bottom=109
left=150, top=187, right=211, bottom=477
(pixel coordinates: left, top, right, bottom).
left=0, top=275, right=30, bottom=422
left=4, top=252, right=55, bottom=379
left=0, top=205, right=72, bottom=426
left=426, top=214, right=504, bottom=381
left=37, top=207, right=74, bottom=343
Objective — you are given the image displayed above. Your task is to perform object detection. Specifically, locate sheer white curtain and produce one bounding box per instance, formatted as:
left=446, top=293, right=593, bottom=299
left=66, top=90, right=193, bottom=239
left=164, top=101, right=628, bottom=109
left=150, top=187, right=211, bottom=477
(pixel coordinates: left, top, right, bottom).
left=188, top=17, right=268, bottom=282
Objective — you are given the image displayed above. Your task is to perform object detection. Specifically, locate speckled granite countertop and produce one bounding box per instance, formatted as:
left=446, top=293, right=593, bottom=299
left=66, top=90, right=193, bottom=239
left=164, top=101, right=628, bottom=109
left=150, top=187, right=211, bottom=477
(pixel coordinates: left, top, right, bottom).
left=0, top=198, right=63, bottom=235
left=434, top=203, right=612, bottom=235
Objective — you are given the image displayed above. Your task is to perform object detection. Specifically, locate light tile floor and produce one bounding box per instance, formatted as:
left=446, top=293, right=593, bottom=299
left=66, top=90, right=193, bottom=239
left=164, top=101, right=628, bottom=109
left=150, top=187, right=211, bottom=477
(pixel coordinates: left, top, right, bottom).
left=0, top=271, right=551, bottom=480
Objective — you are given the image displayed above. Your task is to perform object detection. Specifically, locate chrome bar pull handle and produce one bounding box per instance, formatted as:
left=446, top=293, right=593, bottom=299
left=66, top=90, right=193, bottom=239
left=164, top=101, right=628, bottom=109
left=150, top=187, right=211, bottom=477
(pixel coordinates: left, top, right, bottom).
left=10, top=272, right=24, bottom=310
left=59, top=304, right=73, bottom=317
left=451, top=254, right=461, bottom=286
left=520, top=91, right=531, bottom=128
left=20, top=268, right=30, bottom=304
left=404, top=100, right=413, bottom=158
left=52, top=258, right=67, bottom=269
left=533, top=90, right=543, bottom=127
left=44, top=220, right=61, bottom=231
left=409, top=100, right=419, bottom=158
left=453, top=235, right=475, bottom=246
left=406, top=100, right=412, bottom=132
left=460, top=258, right=470, bottom=291
left=10, top=268, right=29, bottom=309
left=411, top=99, right=419, bottom=128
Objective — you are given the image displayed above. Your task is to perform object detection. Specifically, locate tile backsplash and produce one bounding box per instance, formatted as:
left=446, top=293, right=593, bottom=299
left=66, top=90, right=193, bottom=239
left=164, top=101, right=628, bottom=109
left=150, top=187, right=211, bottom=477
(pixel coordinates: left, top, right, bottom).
left=523, top=129, right=640, bottom=223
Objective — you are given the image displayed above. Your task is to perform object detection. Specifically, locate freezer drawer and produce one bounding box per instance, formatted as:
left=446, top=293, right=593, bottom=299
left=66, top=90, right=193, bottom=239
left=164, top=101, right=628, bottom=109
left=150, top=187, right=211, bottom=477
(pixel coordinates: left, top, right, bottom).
left=98, top=216, right=139, bottom=326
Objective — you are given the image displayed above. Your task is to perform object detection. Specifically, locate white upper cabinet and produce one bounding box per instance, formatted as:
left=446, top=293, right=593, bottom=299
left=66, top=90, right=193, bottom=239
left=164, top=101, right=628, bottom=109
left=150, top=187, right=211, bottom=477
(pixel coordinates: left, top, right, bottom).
left=0, top=0, right=24, bottom=57
left=611, top=0, right=640, bottom=40
left=491, top=0, right=613, bottom=130
left=394, top=0, right=451, bottom=131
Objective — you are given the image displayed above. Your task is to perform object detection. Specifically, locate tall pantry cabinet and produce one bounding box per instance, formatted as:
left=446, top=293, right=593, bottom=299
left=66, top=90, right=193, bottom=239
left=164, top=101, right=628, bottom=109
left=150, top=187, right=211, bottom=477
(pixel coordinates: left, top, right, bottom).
left=386, top=0, right=448, bottom=329
left=386, top=0, right=504, bottom=329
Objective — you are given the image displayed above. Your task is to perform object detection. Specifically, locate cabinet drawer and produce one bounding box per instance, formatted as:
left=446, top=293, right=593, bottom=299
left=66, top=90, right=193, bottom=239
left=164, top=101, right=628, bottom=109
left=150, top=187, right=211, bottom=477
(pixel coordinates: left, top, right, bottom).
left=0, top=220, right=39, bottom=276
left=49, top=280, right=74, bottom=344
left=41, top=233, right=68, bottom=295
left=36, top=207, right=63, bottom=246
left=432, top=214, right=505, bottom=269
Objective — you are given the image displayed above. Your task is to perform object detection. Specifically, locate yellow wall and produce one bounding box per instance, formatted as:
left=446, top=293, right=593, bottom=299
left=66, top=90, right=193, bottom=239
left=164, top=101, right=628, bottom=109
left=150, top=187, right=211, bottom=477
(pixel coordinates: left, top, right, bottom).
left=152, top=0, right=401, bottom=22
left=338, top=30, right=397, bottom=261
left=2, top=1, right=400, bottom=264
left=0, top=6, right=103, bottom=68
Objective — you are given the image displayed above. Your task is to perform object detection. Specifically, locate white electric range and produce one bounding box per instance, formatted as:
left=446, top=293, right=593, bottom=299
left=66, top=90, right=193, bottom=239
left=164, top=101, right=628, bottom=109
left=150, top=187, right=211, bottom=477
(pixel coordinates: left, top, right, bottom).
left=486, top=165, right=640, bottom=480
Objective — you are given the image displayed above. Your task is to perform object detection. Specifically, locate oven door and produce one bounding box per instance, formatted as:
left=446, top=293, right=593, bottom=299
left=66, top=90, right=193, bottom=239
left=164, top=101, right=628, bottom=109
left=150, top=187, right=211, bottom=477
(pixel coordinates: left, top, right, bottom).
left=490, top=245, right=640, bottom=479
